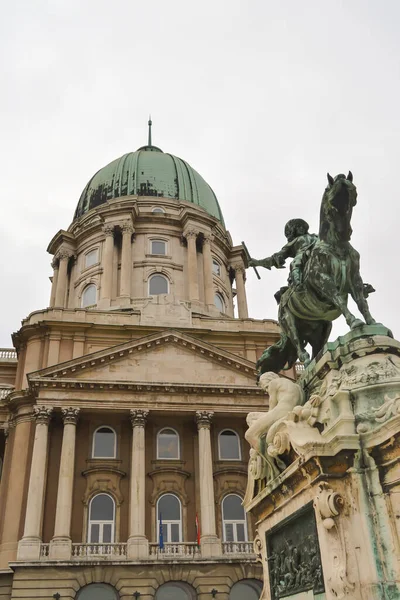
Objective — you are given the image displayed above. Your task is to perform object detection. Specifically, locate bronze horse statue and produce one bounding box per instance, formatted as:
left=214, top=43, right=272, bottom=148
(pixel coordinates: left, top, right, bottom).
left=253, top=172, right=383, bottom=375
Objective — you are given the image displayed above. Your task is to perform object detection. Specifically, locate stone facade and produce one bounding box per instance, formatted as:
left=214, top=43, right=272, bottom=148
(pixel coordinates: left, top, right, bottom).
left=0, top=165, right=283, bottom=599
left=245, top=326, right=400, bottom=600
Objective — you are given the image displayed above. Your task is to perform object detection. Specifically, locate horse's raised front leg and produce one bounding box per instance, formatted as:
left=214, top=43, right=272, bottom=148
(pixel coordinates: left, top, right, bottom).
left=349, top=251, right=376, bottom=325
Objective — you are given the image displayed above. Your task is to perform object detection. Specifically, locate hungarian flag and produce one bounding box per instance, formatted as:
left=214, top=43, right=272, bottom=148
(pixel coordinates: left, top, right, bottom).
left=195, top=513, right=201, bottom=546
left=159, top=513, right=164, bottom=550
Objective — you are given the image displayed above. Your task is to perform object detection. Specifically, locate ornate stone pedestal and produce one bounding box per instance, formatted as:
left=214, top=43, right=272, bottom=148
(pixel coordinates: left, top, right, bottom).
left=245, top=326, right=400, bottom=600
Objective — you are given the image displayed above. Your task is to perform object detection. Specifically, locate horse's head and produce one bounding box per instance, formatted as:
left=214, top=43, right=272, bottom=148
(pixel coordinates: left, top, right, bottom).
left=319, top=171, right=357, bottom=243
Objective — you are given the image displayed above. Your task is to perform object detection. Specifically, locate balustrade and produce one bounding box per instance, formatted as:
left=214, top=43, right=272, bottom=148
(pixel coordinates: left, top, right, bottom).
left=149, top=542, right=200, bottom=558
left=0, top=349, right=17, bottom=360
left=222, top=541, right=254, bottom=555
left=71, top=543, right=127, bottom=558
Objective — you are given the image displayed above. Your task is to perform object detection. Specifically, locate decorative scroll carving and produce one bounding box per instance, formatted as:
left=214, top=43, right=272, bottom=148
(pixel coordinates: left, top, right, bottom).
left=130, top=409, right=149, bottom=428
left=357, top=393, right=400, bottom=433
left=184, top=229, right=198, bottom=240
left=314, top=482, right=355, bottom=598
left=195, top=410, right=214, bottom=429
left=121, top=221, right=134, bottom=235
left=33, top=406, right=53, bottom=425
left=51, top=257, right=59, bottom=270
left=233, top=264, right=246, bottom=275
left=61, top=407, right=80, bottom=425
left=266, top=505, right=325, bottom=599
left=102, top=224, right=115, bottom=237
left=57, top=248, right=73, bottom=261
left=253, top=529, right=263, bottom=563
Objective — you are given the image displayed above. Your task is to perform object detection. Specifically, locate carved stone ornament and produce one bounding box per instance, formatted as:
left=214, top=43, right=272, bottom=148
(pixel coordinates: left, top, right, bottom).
left=253, top=529, right=263, bottom=563
left=61, top=407, right=80, bottom=425
left=33, top=406, right=53, bottom=425
left=185, top=229, right=198, bottom=240
left=314, top=482, right=355, bottom=597
left=130, top=409, right=149, bottom=428
left=51, top=257, right=59, bottom=270
left=233, top=264, right=245, bottom=275
left=121, top=221, right=134, bottom=235
left=357, top=393, right=400, bottom=433
left=102, top=224, right=115, bottom=237
left=57, top=248, right=73, bottom=261
left=195, top=410, right=214, bottom=429
left=203, top=233, right=213, bottom=245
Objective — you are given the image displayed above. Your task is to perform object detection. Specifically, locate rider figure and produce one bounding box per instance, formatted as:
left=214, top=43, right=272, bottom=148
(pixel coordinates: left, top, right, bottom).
left=249, top=218, right=317, bottom=289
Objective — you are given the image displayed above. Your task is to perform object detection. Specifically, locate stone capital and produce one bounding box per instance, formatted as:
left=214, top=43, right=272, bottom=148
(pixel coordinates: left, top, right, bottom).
left=121, top=221, right=134, bottom=235
left=196, top=410, right=214, bottom=429
left=61, top=407, right=80, bottom=425
left=233, top=264, right=245, bottom=275
left=184, top=228, right=198, bottom=240
left=130, top=409, right=149, bottom=428
left=51, top=257, right=59, bottom=270
left=103, top=224, right=115, bottom=237
left=33, top=406, right=53, bottom=425
left=203, top=233, right=213, bottom=245
left=57, top=248, right=73, bottom=261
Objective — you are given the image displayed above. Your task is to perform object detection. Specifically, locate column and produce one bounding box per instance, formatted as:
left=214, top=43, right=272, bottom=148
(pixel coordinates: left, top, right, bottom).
left=0, top=405, right=32, bottom=567
left=186, top=229, right=199, bottom=302
left=202, top=234, right=215, bottom=308
left=196, top=411, right=221, bottom=557
left=100, top=224, right=115, bottom=303
left=54, top=249, right=71, bottom=307
left=49, top=258, right=59, bottom=307
left=18, top=406, right=53, bottom=560
left=234, top=265, right=249, bottom=319
left=120, top=221, right=134, bottom=300
left=49, top=408, right=79, bottom=559
left=127, top=409, right=149, bottom=559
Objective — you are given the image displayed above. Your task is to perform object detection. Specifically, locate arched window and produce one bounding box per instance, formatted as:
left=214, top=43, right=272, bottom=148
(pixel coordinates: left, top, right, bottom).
left=157, top=428, right=180, bottom=459
left=156, top=582, right=196, bottom=600
left=214, top=292, right=225, bottom=312
left=82, top=284, right=97, bottom=308
left=149, top=274, right=169, bottom=295
left=151, top=239, right=167, bottom=255
left=222, top=494, right=248, bottom=542
left=212, top=259, right=221, bottom=276
left=77, top=583, right=119, bottom=600
left=92, top=426, right=116, bottom=458
left=229, top=580, right=262, bottom=600
left=152, top=207, right=165, bottom=214
left=157, top=494, right=182, bottom=543
left=219, top=430, right=241, bottom=460
left=85, top=248, right=99, bottom=268
left=88, top=494, right=115, bottom=543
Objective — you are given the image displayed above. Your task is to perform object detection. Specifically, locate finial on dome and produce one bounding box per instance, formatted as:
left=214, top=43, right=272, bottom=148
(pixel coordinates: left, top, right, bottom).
left=148, top=115, right=152, bottom=147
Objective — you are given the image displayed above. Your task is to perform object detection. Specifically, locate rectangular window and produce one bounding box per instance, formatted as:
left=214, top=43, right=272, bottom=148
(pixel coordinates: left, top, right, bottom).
left=90, top=524, right=100, bottom=543
left=151, top=240, right=166, bottom=255
left=85, top=248, right=99, bottom=268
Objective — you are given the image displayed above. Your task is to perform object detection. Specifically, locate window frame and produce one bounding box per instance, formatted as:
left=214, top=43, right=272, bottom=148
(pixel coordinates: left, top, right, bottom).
left=221, top=493, right=248, bottom=543
left=148, top=273, right=169, bottom=296
left=84, top=248, right=99, bottom=269
left=218, top=429, right=241, bottom=461
left=87, top=493, right=116, bottom=543
left=212, top=258, right=221, bottom=277
left=156, top=493, right=183, bottom=544
left=214, top=292, right=225, bottom=313
left=150, top=238, right=168, bottom=256
left=152, top=207, right=166, bottom=214
left=81, top=283, right=97, bottom=308
left=92, top=426, right=117, bottom=459
left=157, top=427, right=180, bottom=460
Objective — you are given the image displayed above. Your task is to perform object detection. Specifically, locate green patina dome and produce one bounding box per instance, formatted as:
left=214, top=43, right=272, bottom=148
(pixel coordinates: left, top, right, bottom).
left=74, top=144, right=224, bottom=225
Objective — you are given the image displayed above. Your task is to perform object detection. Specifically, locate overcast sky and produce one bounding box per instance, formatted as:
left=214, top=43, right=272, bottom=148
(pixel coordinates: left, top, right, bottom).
left=0, top=0, right=398, bottom=347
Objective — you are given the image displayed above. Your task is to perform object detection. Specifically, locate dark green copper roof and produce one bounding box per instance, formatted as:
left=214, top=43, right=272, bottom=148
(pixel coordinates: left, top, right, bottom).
left=74, top=145, right=224, bottom=225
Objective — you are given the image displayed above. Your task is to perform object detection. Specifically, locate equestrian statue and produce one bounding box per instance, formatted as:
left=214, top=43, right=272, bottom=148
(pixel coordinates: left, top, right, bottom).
left=248, top=172, right=385, bottom=375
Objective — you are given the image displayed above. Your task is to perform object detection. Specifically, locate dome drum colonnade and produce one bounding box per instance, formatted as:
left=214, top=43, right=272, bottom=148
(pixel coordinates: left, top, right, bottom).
left=48, top=214, right=249, bottom=319
left=16, top=406, right=223, bottom=561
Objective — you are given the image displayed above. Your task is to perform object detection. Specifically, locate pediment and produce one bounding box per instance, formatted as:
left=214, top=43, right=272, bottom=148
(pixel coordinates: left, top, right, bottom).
left=29, top=330, right=257, bottom=387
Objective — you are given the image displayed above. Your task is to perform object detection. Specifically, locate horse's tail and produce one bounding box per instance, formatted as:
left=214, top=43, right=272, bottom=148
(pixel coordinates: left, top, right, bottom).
left=256, top=334, right=297, bottom=376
